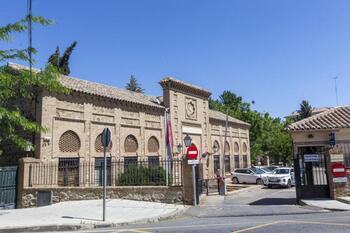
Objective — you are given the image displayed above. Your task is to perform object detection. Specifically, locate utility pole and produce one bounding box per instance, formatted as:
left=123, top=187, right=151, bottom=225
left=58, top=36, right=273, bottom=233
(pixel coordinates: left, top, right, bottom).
left=27, top=0, right=33, bottom=76
left=333, top=77, right=339, bottom=106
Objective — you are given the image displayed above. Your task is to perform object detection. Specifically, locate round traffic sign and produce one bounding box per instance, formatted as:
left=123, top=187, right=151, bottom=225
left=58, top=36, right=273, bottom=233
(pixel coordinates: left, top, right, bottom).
left=186, top=144, right=198, bottom=160
left=331, top=163, right=346, bottom=178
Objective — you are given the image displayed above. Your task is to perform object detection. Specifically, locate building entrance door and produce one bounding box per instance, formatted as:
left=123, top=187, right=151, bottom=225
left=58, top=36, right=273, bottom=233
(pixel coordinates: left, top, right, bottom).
left=295, top=146, right=330, bottom=199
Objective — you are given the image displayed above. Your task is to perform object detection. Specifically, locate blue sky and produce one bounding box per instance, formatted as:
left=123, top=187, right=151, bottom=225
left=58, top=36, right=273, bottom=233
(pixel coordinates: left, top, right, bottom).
left=2, top=0, right=350, bottom=117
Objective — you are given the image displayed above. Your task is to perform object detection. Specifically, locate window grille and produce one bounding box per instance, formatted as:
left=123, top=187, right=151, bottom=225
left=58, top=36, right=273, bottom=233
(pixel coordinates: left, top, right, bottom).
left=124, top=135, right=138, bottom=153
left=59, top=131, right=81, bottom=153
left=148, top=136, right=159, bottom=153
left=58, top=158, right=79, bottom=186
left=234, top=142, right=239, bottom=153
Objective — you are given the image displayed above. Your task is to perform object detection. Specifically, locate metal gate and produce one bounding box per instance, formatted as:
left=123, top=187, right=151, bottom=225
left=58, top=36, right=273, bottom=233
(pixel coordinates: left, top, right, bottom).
left=0, top=166, right=18, bottom=209
left=295, top=146, right=330, bottom=199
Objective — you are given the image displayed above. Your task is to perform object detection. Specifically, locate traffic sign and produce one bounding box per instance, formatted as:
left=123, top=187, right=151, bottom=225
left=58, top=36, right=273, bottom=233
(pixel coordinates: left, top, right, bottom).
left=102, top=128, right=111, bottom=148
left=187, top=145, right=198, bottom=160
left=331, top=163, right=346, bottom=178
left=188, top=159, right=199, bottom=165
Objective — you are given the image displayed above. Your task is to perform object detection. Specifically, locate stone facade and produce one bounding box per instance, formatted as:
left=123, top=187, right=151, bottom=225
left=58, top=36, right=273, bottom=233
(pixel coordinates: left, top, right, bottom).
left=22, top=74, right=251, bottom=178
left=18, top=186, right=183, bottom=208
left=8, top=64, right=251, bottom=206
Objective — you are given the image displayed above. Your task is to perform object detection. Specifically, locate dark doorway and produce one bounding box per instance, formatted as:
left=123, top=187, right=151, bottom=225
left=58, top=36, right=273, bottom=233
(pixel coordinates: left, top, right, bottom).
left=295, top=146, right=330, bottom=200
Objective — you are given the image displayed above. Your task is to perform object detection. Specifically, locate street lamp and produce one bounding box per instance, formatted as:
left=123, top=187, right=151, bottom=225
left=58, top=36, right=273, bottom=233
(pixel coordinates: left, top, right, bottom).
left=184, top=134, right=192, bottom=147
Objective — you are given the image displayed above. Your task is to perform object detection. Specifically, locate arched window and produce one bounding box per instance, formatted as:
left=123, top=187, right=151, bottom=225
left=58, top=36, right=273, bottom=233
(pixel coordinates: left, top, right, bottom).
left=213, top=140, right=220, bottom=154
left=243, top=143, right=248, bottom=153
left=124, top=135, right=138, bottom=153
left=224, top=141, right=230, bottom=155
left=95, top=133, right=112, bottom=152
left=234, top=142, right=239, bottom=153
left=148, top=136, right=159, bottom=153
left=59, top=130, right=81, bottom=153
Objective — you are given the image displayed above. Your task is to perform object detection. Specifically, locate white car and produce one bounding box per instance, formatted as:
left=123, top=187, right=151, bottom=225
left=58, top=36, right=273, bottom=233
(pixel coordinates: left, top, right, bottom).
left=266, top=167, right=295, bottom=188
left=231, top=168, right=264, bottom=185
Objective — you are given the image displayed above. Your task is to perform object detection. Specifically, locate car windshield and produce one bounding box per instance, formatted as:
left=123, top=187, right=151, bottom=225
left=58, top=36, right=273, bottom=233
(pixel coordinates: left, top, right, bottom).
left=274, top=169, right=289, bottom=174
left=260, top=168, right=272, bottom=173
left=265, top=167, right=277, bottom=172
left=251, top=167, right=264, bottom=174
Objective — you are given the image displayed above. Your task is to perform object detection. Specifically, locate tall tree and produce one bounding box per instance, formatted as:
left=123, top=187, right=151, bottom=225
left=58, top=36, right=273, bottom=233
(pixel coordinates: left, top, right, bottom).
left=209, top=90, right=293, bottom=165
left=298, top=100, right=312, bottom=120
left=47, top=41, right=77, bottom=75
left=0, top=16, right=68, bottom=151
left=125, top=75, right=144, bottom=93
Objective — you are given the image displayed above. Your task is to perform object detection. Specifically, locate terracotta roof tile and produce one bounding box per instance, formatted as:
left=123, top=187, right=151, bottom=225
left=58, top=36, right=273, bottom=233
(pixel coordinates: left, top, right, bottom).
left=287, top=106, right=350, bottom=131
left=209, top=110, right=250, bottom=127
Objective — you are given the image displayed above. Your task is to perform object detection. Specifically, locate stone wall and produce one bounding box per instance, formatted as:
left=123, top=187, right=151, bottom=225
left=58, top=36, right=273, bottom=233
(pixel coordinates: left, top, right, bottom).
left=18, top=186, right=183, bottom=208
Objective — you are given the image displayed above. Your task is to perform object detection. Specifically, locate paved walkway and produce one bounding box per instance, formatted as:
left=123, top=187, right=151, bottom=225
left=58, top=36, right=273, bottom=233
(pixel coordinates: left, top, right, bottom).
left=0, top=199, right=188, bottom=232
left=301, top=199, right=350, bottom=211
left=186, top=185, right=327, bottom=218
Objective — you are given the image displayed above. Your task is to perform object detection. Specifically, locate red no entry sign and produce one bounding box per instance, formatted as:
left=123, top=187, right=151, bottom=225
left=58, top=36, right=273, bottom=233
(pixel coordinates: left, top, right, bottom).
left=187, top=145, right=198, bottom=160
left=331, top=163, right=347, bottom=178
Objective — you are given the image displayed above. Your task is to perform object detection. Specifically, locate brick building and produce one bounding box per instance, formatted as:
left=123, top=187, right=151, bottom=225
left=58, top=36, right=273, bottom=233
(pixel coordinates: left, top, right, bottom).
left=5, top=63, right=251, bottom=207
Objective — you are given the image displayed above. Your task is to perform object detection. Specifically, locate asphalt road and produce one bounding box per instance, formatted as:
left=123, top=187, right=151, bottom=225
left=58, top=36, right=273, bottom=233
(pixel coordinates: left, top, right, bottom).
left=60, top=185, right=350, bottom=233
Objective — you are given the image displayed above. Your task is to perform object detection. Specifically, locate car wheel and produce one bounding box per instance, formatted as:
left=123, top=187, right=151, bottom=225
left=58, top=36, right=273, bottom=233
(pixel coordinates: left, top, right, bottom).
left=232, top=177, right=239, bottom=184
left=287, top=179, right=291, bottom=188
left=256, top=178, right=263, bottom=185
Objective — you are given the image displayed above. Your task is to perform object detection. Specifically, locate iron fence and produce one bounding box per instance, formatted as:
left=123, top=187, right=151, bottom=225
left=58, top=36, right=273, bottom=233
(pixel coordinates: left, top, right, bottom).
left=0, top=166, right=17, bottom=209
left=27, top=158, right=183, bottom=188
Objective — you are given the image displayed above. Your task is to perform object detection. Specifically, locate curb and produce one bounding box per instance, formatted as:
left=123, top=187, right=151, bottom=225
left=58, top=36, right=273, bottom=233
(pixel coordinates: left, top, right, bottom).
left=0, top=206, right=189, bottom=232
left=300, top=200, right=349, bottom=211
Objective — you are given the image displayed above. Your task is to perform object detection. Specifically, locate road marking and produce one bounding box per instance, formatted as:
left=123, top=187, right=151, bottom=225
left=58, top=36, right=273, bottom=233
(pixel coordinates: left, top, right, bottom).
left=119, top=230, right=153, bottom=233
left=231, top=221, right=281, bottom=233
left=286, top=220, right=350, bottom=227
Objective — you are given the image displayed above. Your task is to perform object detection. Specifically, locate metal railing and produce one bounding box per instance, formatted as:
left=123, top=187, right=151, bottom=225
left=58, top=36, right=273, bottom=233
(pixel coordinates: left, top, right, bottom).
left=27, top=158, right=183, bottom=188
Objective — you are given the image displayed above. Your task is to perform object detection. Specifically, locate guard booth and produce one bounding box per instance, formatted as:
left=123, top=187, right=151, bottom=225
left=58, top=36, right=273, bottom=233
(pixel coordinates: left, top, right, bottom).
left=294, top=146, right=330, bottom=200
left=287, top=106, right=350, bottom=202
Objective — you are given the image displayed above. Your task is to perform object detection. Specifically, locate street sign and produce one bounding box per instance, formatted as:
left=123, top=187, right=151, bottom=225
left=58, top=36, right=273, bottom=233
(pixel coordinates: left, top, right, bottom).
left=188, top=159, right=199, bottom=165
left=187, top=145, right=198, bottom=160
left=333, top=177, right=347, bottom=183
left=331, top=163, right=346, bottom=178
left=330, top=154, right=344, bottom=162
left=304, top=154, right=320, bottom=162
left=102, top=128, right=111, bottom=148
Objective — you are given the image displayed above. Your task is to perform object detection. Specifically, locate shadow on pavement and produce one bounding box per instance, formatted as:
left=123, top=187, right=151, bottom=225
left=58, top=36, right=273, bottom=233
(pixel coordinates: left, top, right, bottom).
left=62, top=216, right=103, bottom=222
left=249, top=198, right=297, bottom=205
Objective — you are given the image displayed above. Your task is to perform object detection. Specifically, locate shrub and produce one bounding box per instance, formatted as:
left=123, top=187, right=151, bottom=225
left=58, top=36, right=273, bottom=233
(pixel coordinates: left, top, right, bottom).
left=116, top=165, right=171, bottom=186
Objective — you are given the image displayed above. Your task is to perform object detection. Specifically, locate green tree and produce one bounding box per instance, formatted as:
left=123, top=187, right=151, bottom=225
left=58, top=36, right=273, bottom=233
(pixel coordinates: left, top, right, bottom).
left=47, top=41, right=77, bottom=75
left=209, top=90, right=293, bottom=165
left=125, top=75, right=144, bottom=93
left=297, top=100, right=312, bottom=120
left=0, top=16, right=68, bottom=151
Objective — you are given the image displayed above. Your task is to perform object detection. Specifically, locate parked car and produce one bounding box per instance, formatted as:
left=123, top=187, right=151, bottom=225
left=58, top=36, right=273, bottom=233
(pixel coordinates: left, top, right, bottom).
left=231, top=168, right=264, bottom=185
left=253, top=166, right=279, bottom=185
left=266, top=167, right=295, bottom=188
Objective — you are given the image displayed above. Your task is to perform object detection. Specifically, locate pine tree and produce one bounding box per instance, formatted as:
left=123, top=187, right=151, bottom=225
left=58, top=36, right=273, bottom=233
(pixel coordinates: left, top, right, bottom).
left=47, top=41, right=77, bottom=75
left=125, top=75, right=144, bottom=93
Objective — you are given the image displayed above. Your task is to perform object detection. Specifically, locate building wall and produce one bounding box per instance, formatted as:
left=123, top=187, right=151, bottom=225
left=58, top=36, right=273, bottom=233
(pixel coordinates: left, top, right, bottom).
left=36, top=91, right=165, bottom=162
left=162, top=86, right=251, bottom=179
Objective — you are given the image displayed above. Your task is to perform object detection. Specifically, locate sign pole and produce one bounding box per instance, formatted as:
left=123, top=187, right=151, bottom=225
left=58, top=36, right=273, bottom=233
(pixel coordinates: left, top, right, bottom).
left=103, top=145, right=106, bottom=222
left=101, top=128, right=111, bottom=222
left=192, top=164, right=197, bottom=206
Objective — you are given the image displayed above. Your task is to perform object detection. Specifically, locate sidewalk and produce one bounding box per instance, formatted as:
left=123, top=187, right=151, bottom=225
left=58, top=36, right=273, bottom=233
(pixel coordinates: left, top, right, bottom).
left=0, top=199, right=188, bottom=232
left=301, top=199, right=350, bottom=211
